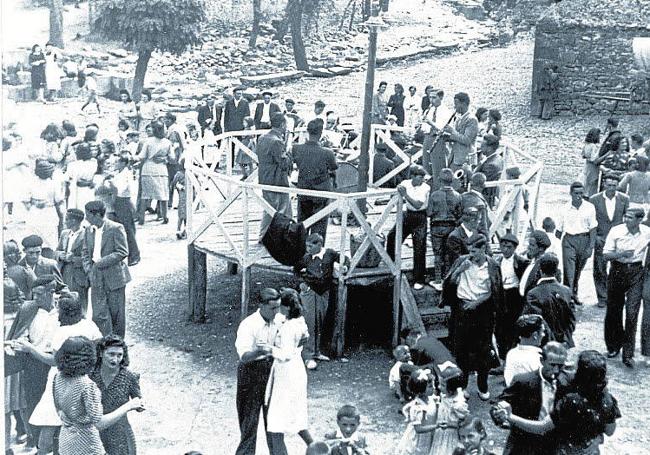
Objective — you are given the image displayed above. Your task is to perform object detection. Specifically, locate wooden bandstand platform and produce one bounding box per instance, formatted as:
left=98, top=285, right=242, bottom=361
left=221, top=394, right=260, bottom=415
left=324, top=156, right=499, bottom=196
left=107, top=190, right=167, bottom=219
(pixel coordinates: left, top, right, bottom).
left=185, top=126, right=543, bottom=356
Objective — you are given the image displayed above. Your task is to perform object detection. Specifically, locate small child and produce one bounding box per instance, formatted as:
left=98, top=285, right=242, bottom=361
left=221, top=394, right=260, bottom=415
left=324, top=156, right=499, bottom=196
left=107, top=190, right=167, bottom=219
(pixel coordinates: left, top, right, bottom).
left=324, top=405, right=368, bottom=455
left=395, top=369, right=437, bottom=455
left=390, top=345, right=413, bottom=402
left=294, top=233, right=349, bottom=369
left=430, top=375, right=469, bottom=454
left=451, top=417, right=496, bottom=455
left=171, top=160, right=187, bottom=239
left=542, top=216, right=563, bottom=274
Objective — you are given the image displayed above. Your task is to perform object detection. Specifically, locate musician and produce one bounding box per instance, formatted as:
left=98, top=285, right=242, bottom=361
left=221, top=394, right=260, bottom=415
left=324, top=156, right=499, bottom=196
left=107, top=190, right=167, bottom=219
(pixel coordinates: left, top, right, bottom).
left=420, top=89, right=453, bottom=187
left=443, top=92, right=479, bottom=173
left=474, top=134, right=504, bottom=207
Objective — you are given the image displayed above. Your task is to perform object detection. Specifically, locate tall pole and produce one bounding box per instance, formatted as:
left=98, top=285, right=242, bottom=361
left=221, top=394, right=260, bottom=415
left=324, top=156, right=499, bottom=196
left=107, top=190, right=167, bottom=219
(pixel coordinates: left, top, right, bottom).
left=357, top=11, right=383, bottom=207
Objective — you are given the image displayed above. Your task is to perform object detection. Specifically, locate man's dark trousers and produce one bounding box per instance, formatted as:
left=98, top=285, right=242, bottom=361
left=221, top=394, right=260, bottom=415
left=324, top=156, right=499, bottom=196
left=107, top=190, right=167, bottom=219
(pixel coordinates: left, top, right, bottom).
left=604, top=261, right=643, bottom=360
left=593, top=243, right=608, bottom=306
left=430, top=222, right=455, bottom=281
left=562, top=233, right=591, bottom=298
left=388, top=211, right=427, bottom=283
left=298, top=195, right=329, bottom=242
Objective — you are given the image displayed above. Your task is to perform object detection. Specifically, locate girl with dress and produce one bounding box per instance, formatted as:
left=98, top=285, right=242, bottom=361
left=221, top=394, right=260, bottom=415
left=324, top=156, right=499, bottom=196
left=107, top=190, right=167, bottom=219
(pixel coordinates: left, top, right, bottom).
left=429, top=376, right=469, bottom=455
left=23, top=159, right=65, bottom=250
left=29, top=44, right=47, bottom=102
left=171, top=160, right=187, bottom=239
left=581, top=128, right=602, bottom=197
left=265, top=289, right=314, bottom=451
left=137, top=121, right=172, bottom=224
left=90, top=335, right=144, bottom=455
left=66, top=143, right=98, bottom=210
left=44, top=42, right=62, bottom=101
left=118, top=90, right=139, bottom=130
left=396, top=369, right=437, bottom=455
left=53, top=336, right=144, bottom=455
left=388, top=84, right=406, bottom=127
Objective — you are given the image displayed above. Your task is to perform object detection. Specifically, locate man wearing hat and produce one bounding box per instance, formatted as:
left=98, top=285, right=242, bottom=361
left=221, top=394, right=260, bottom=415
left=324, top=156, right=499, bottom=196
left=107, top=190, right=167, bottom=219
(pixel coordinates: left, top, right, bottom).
left=602, top=207, right=650, bottom=368
left=495, top=233, right=530, bottom=360
left=524, top=253, right=576, bottom=348
left=461, top=172, right=490, bottom=236
left=254, top=91, right=281, bottom=130
left=234, top=288, right=283, bottom=455
left=197, top=94, right=223, bottom=137
left=445, top=207, right=480, bottom=275
left=474, top=134, right=504, bottom=207
left=19, top=235, right=65, bottom=291
left=54, top=208, right=90, bottom=314
left=82, top=200, right=131, bottom=337
left=293, top=118, right=338, bottom=242
left=224, top=86, right=251, bottom=133
left=283, top=98, right=303, bottom=133
left=427, top=168, right=463, bottom=287
left=519, top=230, right=554, bottom=298
left=309, top=100, right=327, bottom=124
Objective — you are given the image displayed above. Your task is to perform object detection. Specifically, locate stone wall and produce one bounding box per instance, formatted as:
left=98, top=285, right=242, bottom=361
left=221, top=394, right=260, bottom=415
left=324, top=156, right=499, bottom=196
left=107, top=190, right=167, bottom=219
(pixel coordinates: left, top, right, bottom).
left=531, top=22, right=650, bottom=117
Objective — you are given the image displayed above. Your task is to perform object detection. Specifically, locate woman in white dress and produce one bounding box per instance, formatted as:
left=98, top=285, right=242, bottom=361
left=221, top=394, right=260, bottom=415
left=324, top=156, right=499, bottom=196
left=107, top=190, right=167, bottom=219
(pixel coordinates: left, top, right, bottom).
left=44, top=42, right=62, bottom=101
left=137, top=89, right=158, bottom=131
left=404, top=85, right=421, bottom=130
left=14, top=295, right=102, bottom=455
left=66, top=143, right=98, bottom=210
left=265, top=289, right=313, bottom=452
left=23, top=160, right=65, bottom=250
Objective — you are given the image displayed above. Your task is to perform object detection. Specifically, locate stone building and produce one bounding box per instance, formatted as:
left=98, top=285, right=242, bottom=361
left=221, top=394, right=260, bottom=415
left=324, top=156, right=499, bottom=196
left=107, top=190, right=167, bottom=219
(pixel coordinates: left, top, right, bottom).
left=531, top=0, right=650, bottom=117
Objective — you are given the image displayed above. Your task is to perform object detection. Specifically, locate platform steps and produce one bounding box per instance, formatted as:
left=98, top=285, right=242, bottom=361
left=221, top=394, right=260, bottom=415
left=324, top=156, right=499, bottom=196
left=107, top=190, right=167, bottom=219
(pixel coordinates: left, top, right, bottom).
left=399, top=273, right=450, bottom=339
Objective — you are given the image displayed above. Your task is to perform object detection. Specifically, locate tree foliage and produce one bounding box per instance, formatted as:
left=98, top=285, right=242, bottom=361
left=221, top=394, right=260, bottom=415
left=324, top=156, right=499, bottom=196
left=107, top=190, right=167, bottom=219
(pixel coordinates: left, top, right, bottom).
left=95, top=0, right=206, bottom=54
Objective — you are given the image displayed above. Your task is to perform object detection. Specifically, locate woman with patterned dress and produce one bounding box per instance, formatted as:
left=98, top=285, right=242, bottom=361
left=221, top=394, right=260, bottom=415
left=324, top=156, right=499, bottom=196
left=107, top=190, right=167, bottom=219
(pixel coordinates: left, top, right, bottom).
left=52, top=336, right=144, bottom=455
left=137, top=121, right=172, bottom=224
left=90, top=335, right=143, bottom=455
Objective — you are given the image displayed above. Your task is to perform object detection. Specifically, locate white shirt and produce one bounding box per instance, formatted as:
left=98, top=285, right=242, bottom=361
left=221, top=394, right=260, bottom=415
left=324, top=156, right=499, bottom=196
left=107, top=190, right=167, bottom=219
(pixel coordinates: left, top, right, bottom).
left=20, top=308, right=59, bottom=350
left=66, top=228, right=82, bottom=254
left=547, top=236, right=563, bottom=273
left=504, top=344, right=542, bottom=386
left=389, top=360, right=404, bottom=389
left=603, top=223, right=650, bottom=263
left=457, top=261, right=491, bottom=301
left=557, top=200, right=597, bottom=235
left=461, top=223, right=474, bottom=238
left=500, top=255, right=519, bottom=290
left=604, top=194, right=616, bottom=221
left=92, top=224, right=104, bottom=263
left=50, top=319, right=102, bottom=352
left=519, top=260, right=537, bottom=297
left=400, top=180, right=429, bottom=212
left=235, top=310, right=280, bottom=359
left=112, top=168, right=132, bottom=198
left=260, top=102, right=271, bottom=124
left=539, top=369, right=556, bottom=420
left=85, top=76, right=97, bottom=92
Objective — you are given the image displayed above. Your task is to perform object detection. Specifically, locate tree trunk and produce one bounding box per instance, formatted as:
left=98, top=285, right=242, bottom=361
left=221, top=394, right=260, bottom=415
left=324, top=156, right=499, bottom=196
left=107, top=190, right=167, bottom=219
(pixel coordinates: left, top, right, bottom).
left=132, top=49, right=152, bottom=103
left=362, top=0, right=371, bottom=20
left=49, top=0, right=64, bottom=48
left=288, top=0, right=309, bottom=71
left=248, top=0, right=262, bottom=48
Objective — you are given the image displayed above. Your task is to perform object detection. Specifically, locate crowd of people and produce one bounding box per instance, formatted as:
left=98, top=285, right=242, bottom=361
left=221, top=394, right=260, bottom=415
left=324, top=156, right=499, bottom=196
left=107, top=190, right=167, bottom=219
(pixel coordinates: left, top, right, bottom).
left=4, top=67, right=649, bottom=454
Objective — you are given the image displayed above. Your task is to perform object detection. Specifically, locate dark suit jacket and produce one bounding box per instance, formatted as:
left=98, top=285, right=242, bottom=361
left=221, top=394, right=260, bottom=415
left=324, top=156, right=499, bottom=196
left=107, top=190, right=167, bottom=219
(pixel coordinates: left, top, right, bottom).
left=55, top=228, right=89, bottom=290
left=521, top=258, right=561, bottom=298
left=445, top=225, right=472, bottom=275
left=223, top=98, right=251, bottom=132
left=197, top=103, right=222, bottom=135
left=293, top=140, right=337, bottom=191
left=18, top=256, right=65, bottom=292
left=461, top=190, right=490, bottom=235
left=427, top=186, right=463, bottom=223
left=589, top=191, right=629, bottom=241
left=253, top=102, right=281, bottom=129
left=81, top=219, right=131, bottom=291
left=525, top=278, right=576, bottom=348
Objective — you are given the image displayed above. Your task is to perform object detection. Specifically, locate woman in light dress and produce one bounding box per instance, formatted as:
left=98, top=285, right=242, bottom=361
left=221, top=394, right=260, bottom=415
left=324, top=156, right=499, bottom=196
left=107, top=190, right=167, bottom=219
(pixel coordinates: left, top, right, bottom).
left=137, top=89, right=158, bottom=131
left=23, top=160, right=65, bottom=249
left=581, top=128, right=601, bottom=197
left=44, top=42, right=62, bottom=101
left=66, top=143, right=98, bottom=210
left=137, top=120, right=172, bottom=224
left=118, top=89, right=139, bottom=130
left=404, top=86, right=421, bottom=130
left=265, top=289, right=313, bottom=450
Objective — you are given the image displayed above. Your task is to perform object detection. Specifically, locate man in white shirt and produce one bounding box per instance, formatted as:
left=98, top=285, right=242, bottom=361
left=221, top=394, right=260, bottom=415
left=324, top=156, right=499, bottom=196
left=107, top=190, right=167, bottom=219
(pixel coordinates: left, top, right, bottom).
left=386, top=165, right=430, bottom=289
left=54, top=208, right=90, bottom=313
left=503, top=314, right=545, bottom=386
left=603, top=207, right=650, bottom=368
left=234, top=288, right=283, bottom=455
left=106, top=154, right=140, bottom=266
left=555, top=182, right=597, bottom=304
left=254, top=91, right=281, bottom=130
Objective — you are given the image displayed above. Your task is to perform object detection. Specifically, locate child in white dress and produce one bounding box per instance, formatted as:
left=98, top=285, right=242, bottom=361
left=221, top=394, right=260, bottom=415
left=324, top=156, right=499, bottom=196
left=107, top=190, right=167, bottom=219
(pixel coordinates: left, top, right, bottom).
left=396, top=369, right=437, bottom=455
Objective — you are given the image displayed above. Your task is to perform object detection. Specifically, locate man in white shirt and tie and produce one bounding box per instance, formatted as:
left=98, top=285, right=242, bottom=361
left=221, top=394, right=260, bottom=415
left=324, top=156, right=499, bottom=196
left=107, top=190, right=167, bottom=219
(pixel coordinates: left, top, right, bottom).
left=421, top=89, right=453, bottom=181
left=603, top=207, right=650, bottom=368
left=234, top=288, right=284, bottom=455
left=82, top=200, right=131, bottom=337
left=555, top=182, right=597, bottom=305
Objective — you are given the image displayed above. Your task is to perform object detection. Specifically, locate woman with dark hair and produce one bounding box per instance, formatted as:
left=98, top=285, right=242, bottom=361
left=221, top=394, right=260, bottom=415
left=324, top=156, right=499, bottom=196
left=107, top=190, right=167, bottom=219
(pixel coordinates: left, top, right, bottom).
left=60, top=120, right=78, bottom=169
left=596, top=135, right=630, bottom=186
left=388, top=83, right=406, bottom=127
left=582, top=128, right=602, bottom=196
left=137, top=120, right=172, bottom=224
left=118, top=89, right=138, bottom=130
left=474, top=107, right=489, bottom=165
left=29, top=44, right=47, bottom=102
left=15, top=294, right=102, bottom=454
left=90, top=335, right=143, bottom=455
left=137, top=89, right=158, bottom=131
left=486, top=109, right=502, bottom=138
left=66, top=143, right=98, bottom=210
left=38, top=123, right=65, bottom=168
left=53, top=336, right=144, bottom=455
left=264, top=288, right=313, bottom=451
left=500, top=350, right=620, bottom=454
left=421, top=85, right=433, bottom=112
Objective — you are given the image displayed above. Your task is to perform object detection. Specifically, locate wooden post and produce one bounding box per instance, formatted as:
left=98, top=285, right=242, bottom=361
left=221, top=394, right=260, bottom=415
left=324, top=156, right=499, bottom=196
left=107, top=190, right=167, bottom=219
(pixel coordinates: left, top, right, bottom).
left=186, top=145, right=194, bottom=240
left=188, top=244, right=207, bottom=323
left=332, top=199, right=348, bottom=357
left=241, top=187, right=251, bottom=319
left=392, top=196, right=403, bottom=345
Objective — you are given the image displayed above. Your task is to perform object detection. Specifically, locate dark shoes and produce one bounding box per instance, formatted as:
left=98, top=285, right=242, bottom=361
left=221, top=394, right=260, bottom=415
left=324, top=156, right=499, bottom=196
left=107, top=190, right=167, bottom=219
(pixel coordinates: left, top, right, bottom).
left=623, top=358, right=635, bottom=369
left=597, top=301, right=607, bottom=308
left=606, top=349, right=620, bottom=358
left=162, top=217, right=169, bottom=224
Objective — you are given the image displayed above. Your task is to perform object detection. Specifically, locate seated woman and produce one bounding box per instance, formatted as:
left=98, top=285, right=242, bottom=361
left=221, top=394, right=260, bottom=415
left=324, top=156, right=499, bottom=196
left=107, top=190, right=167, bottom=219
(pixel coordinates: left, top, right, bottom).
left=498, top=350, right=621, bottom=455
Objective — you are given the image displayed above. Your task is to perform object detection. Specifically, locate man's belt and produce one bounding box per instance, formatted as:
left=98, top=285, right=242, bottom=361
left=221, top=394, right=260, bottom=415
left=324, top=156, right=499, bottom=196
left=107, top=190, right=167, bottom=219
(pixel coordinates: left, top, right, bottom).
left=612, top=261, right=642, bottom=268
left=564, top=232, right=589, bottom=237
left=76, top=179, right=94, bottom=188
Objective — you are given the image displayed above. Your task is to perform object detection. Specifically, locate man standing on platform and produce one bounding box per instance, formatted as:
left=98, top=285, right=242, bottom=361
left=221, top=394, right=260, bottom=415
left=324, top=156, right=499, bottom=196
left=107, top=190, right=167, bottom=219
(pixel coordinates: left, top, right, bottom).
left=445, top=207, right=480, bottom=277
left=234, top=288, right=282, bottom=455
left=555, top=182, right=597, bottom=305
left=82, top=201, right=131, bottom=337
left=421, top=89, right=452, bottom=184
left=603, top=207, right=650, bottom=368
left=254, top=91, right=281, bottom=130
left=590, top=174, right=629, bottom=308
left=257, top=113, right=291, bottom=241
left=427, top=168, right=463, bottom=287
left=461, top=172, right=490, bottom=237
left=293, top=118, right=338, bottom=242
left=443, top=92, right=478, bottom=173
left=474, top=134, right=504, bottom=207
left=54, top=208, right=90, bottom=314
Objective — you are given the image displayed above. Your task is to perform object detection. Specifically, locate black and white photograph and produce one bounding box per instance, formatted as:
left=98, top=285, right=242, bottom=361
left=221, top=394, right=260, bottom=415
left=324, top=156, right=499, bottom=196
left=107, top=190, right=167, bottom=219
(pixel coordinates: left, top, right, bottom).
left=2, top=0, right=650, bottom=453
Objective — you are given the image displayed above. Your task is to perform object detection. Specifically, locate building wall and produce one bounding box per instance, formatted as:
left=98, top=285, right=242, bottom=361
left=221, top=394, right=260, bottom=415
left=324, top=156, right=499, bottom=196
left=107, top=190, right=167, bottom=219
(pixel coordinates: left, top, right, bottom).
left=531, top=22, right=650, bottom=116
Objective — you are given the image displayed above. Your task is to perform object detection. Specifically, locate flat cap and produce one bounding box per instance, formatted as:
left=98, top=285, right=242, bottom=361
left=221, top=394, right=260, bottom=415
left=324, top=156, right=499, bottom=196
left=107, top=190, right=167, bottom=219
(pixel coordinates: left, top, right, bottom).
left=21, top=235, right=43, bottom=248
left=66, top=208, right=85, bottom=220
left=500, top=233, right=519, bottom=246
